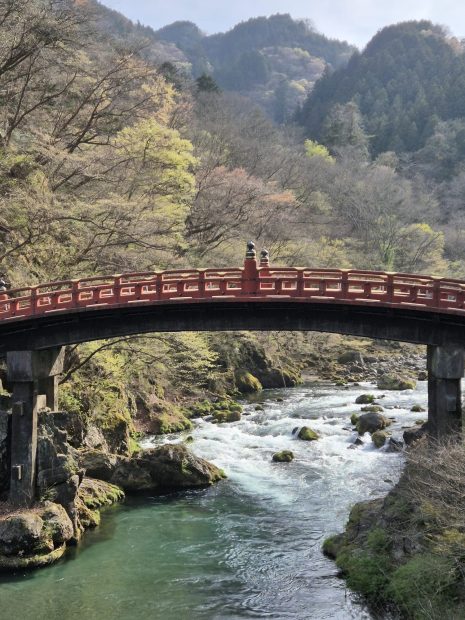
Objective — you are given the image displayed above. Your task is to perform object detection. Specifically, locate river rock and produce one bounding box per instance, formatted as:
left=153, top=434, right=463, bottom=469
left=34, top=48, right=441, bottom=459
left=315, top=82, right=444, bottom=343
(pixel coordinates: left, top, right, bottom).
left=235, top=370, right=262, bottom=393
left=338, top=351, right=364, bottom=365
left=371, top=430, right=389, bottom=448
left=212, top=409, right=242, bottom=423
left=403, top=424, right=428, bottom=446
left=350, top=413, right=360, bottom=426
left=297, top=426, right=319, bottom=441
left=377, top=374, right=416, bottom=391
left=386, top=438, right=404, bottom=452
left=410, top=404, right=426, bottom=413
left=361, top=405, right=384, bottom=413
left=272, top=450, right=294, bottom=463
left=356, top=413, right=392, bottom=435
left=355, top=394, right=375, bottom=404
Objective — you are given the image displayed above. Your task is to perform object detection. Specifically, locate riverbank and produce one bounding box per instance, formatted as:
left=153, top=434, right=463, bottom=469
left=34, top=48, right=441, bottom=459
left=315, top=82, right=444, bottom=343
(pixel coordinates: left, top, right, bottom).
left=324, top=436, right=465, bottom=620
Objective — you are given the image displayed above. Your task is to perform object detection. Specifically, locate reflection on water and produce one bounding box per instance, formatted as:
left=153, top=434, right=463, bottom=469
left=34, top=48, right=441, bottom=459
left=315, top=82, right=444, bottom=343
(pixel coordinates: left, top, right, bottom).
left=0, top=381, right=427, bottom=620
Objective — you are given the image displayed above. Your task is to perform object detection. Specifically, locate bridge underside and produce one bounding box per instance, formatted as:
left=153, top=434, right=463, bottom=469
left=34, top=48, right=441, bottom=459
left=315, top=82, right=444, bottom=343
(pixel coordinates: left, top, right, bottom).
left=2, top=299, right=465, bottom=507
left=1, top=300, right=465, bottom=353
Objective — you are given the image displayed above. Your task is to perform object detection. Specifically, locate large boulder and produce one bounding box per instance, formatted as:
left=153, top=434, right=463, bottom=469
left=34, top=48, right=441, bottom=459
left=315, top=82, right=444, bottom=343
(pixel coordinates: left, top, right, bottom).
left=78, top=444, right=226, bottom=493
left=235, top=370, right=262, bottom=393
left=338, top=351, right=364, bottom=365
left=0, top=502, right=73, bottom=568
left=356, top=413, right=392, bottom=435
left=377, top=374, right=416, bottom=391
left=79, top=449, right=118, bottom=480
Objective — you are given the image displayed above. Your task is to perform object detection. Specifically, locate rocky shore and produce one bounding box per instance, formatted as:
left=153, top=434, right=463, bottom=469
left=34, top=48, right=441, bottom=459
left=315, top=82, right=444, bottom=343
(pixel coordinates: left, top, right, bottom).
left=0, top=409, right=225, bottom=570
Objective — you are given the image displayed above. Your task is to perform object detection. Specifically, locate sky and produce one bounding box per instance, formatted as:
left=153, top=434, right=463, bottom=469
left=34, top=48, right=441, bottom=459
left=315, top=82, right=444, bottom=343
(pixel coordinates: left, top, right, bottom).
left=100, top=0, right=465, bottom=48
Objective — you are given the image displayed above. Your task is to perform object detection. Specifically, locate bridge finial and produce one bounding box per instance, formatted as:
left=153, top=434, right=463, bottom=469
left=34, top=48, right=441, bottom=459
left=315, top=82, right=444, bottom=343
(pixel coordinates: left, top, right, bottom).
left=260, top=249, right=270, bottom=267
left=245, top=241, right=256, bottom=260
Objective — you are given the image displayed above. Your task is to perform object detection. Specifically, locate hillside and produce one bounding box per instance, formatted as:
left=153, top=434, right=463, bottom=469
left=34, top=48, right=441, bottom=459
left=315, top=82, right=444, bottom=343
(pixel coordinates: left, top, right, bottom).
left=94, top=3, right=355, bottom=121
left=156, top=15, right=355, bottom=121
left=297, top=21, right=465, bottom=155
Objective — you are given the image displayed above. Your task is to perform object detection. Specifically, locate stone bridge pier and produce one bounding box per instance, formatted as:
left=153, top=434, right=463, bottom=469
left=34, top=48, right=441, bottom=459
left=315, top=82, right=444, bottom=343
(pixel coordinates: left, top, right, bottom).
left=427, top=344, right=464, bottom=438
left=6, top=348, right=64, bottom=507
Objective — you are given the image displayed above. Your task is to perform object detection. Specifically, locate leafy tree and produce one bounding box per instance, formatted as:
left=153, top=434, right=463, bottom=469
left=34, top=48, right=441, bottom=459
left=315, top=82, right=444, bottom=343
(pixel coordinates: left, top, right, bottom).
left=304, top=139, right=334, bottom=163
left=195, top=74, right=220, bottom=93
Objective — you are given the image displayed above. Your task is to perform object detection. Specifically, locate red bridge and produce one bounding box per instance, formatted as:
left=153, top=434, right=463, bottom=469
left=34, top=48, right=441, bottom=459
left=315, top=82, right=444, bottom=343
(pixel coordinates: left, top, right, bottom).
left=2, top=244, right=465, bottom=324
left=2, top=242, right=465, bottom=506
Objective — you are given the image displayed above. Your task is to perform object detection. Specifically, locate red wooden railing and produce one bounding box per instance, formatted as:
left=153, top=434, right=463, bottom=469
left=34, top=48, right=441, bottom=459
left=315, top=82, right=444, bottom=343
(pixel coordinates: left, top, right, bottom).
left=0, top=247, right=465, bottom=323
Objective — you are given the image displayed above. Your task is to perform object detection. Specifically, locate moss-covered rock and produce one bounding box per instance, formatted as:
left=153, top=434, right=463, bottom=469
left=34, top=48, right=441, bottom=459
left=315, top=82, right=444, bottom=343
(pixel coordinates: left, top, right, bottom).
left=356, top=413, right=391, bottom=435
left=297, top=426, right=319, bottom=441
left=146, top=402, right=193, bottom=435
left=361, top=404, right=384, bottom=413
left=272, top=450, right=294, bottom=462
left=111, top=444, right=226, bottom=493
left=355, top=394, right=375, bottom=404
left=210, top=399, right=243, bottom=423
left=212, top=409, right=242, bottom=423
left=0, top=502, right=74, bottom=569
left=377, top=374, right=416, bottom=391
left=235, top=370, right=263, bottom=393
left=78, top=478, right=124, bottom=510
left=350, top=413, right=360, bottom=426
left=371, top=430, right=389, bottom=448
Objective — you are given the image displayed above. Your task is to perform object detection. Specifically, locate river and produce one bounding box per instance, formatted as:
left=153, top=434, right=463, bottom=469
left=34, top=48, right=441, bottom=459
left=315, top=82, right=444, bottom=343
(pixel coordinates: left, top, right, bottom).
left=0, top=380, right=427, bottom=620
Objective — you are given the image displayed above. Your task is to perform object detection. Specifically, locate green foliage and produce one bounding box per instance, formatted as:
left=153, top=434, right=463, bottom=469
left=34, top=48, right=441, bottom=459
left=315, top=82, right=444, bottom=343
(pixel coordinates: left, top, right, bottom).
left=388, top=554, right=458, bottom=618
left=196, top=74, right=220, bottom=93
left=298, top=21, right=465, bottom=156
left=304, top=139, right=334, bottom=162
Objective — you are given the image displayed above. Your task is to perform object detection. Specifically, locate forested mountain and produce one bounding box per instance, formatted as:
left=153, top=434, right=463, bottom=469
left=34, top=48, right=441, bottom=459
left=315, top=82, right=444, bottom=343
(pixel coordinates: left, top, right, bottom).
left=156, top=15, right=355, bottom=121
left=92, top=3, right=355, bottom=122
left=297, top=21, right=465, bottom=155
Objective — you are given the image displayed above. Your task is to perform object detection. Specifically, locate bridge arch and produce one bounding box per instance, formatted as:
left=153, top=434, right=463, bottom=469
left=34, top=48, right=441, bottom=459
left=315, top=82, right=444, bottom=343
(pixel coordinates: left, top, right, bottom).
left=2, top=242, right=465, bottom=506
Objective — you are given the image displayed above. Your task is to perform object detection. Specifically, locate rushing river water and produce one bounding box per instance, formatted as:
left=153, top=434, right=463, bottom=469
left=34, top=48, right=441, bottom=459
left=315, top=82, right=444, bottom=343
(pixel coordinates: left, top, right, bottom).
left=0, top=380, right=428, bottom=620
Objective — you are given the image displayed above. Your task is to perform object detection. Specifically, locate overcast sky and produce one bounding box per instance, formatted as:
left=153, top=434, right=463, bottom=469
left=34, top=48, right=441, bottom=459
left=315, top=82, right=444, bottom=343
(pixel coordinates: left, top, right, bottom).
left=100, top=0, right=465, bottom=48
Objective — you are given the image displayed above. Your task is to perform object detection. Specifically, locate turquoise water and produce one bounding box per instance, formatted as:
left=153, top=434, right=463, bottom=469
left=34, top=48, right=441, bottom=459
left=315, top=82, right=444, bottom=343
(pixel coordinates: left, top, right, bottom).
left=0, top=382, right=427, bottom=619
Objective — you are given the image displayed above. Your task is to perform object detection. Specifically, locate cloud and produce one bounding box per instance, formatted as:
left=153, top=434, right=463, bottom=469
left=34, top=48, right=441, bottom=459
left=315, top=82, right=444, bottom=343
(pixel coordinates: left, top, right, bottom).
left=100, top=0, right=465, bottom=47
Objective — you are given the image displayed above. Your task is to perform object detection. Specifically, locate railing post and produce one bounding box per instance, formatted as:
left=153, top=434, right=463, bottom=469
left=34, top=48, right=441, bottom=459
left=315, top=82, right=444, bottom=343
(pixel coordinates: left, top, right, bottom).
left=297, top=269, right=305, bottom=297
left=432, top=278, right=441, bottom=308
left=30, top=286, right=37, bottom=315
left=242, top=241, right=259, bottom=296
left=198, top=270, right=206, bottom=298
left=341, top=271, right=349, bottom=299
left=386, top=273, right=395, bottom=303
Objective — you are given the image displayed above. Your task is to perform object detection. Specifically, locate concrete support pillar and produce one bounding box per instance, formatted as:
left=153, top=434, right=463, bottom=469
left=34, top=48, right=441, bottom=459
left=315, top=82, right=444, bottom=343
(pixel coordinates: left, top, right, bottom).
left=6, top=348, right=64, bottom=506
left=427, top=344, right=465, bottom=438
left=38, top=375, right=59, bottom=411
left=10, top=385, right=38, bottom=507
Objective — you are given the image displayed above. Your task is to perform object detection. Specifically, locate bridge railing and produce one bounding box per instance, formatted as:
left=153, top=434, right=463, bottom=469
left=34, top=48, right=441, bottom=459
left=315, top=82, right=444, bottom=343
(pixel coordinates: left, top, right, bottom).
left=1, top=255, right=465, bottom=322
